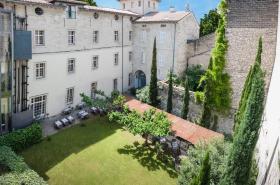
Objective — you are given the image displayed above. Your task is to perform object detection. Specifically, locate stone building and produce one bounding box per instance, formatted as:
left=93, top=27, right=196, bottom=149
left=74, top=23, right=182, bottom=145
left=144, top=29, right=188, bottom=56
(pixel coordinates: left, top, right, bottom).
left=0, top=0, right=198, bottom=132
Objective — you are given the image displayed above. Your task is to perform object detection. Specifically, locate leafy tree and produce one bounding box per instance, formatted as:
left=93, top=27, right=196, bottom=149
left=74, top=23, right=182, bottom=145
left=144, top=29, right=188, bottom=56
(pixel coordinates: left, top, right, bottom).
left=220, top=41, right=265, bottom=185
left=181, top=77, right=190, bottom=119
left=109, top=107, right=171, bottom=144
left=149, top=39, right=159, bottom=107
left=234, top=37, right=262, bottom=134
left=81, top=0, right=97, bottom=6
left=167, top=72, right=173, bottom=113
left=200, top=9, right=221, bottom=37
left=113, top=95, right=126, bottom=109
left=178, top=140, right=230, bottom=185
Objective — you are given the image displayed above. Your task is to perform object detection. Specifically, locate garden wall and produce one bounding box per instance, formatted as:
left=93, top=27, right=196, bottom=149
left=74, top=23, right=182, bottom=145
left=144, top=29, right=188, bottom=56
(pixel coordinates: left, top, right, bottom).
left=158, top=81, right=234, bottom=135
left=186, top=33, right=215, bottom=69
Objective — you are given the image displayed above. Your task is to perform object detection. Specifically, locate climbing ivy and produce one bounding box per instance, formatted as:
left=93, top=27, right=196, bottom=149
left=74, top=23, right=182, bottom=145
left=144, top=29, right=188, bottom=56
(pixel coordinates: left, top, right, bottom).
left=196, top=0, right=232, bottom=115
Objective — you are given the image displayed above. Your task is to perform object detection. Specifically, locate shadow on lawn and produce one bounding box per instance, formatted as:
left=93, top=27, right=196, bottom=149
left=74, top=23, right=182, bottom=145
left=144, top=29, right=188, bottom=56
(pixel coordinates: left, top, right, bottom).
left=117, top=141, right=178, bottom=178
left=20, top=116, right=118, bottom=180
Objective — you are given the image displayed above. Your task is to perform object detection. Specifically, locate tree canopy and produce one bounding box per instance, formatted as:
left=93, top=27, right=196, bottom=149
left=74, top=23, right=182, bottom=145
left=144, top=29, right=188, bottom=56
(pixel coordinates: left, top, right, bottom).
left=200, top=9, right=221, bottom=37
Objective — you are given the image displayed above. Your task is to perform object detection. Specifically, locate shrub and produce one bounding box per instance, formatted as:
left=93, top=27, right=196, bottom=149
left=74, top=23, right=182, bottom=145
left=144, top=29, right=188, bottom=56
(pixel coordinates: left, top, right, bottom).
left=178, top=140, right=230, bottom=185
left=185, top=65, right=205, bottom=91
left=136, top=86, right=150, bottom=104
left=0, top=146, right=46, bottom=185
left=0, top=124, right=42, bottom=152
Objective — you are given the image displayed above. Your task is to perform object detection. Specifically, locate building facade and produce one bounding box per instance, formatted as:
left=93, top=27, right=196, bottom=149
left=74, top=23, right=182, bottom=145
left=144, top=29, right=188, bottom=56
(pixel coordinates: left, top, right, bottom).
left=0, top=0, right=198, bottom=130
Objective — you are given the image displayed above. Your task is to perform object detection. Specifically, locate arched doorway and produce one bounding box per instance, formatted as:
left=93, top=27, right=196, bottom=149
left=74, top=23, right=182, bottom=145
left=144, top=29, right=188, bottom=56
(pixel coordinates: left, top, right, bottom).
left=134, top=70, right=146, bottom=89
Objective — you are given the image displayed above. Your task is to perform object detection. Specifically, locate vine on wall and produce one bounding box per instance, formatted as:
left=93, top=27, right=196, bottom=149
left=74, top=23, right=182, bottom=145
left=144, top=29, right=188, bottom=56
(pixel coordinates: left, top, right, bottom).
left=196, top=0, right=232, bottom=117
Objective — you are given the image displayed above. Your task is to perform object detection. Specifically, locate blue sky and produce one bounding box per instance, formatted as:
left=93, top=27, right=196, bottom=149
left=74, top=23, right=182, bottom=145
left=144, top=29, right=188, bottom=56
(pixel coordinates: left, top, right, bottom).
left=95, top=0, right=220, bottom=20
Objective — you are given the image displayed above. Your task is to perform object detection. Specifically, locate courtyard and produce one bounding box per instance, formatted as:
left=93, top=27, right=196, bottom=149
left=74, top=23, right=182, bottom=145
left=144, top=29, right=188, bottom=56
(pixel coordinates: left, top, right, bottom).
left=20, top=116, right=177, bottom=185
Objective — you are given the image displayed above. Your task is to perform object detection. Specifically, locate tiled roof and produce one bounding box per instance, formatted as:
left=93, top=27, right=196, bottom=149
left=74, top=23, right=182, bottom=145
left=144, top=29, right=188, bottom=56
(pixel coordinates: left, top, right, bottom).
left=6, top=0, right=139, bottom=16
left=136, top=11, right=190, bottom=23
left=125, top=99, right=224, bottom=145
left=82, top=6, right=140, bottom=16
left=7, top=0, right=51, bottom=5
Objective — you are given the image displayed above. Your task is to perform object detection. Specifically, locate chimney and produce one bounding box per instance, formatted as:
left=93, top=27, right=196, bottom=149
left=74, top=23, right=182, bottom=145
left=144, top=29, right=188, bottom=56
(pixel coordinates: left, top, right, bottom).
left=169, top=6, right=176, bottom=13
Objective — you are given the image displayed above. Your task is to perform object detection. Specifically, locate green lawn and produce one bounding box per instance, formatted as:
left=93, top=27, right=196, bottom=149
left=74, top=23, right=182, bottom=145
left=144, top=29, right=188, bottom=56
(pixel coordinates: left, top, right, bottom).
left=20, top=117, right=177, bottom=185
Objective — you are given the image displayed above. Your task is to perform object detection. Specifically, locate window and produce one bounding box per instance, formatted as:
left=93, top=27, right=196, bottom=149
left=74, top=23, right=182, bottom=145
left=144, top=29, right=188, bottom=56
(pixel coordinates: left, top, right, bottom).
left=131, top=2, right=134, bottom=8
left=141, top=52, right=145, bottom=64
left=129, top=51, right=133, bottom=62
left=159, top=31, right=166, bottom=43
left=93, top=30, right=99, bottom=43
left=148, top=1, right=151, bottom=7
left=35, top=63, right=45, bottom=79
left=68, top=30, right=75, bottom=45
left=158, top=55, right=164, bottom=67
left=35, top=30, right=45, bottom=46
left=129, top=31, right=133, bottom=41
left=114, top=31, right=119, bottom=42
left=141, top=30, right=147, bottom=42
left=35, top=7, right=44, bottom=15
left=91, top=82, right=98, bottom=99
left=66, top=87, right=74, bottom=105
left=138, top=1, right=141, bottom=7
left=153, top=2, right=156, bottom=9
left=113, top=78, right=118, bottom=91
left=123, top=3, right=125, bottom=9
left=114, top=53, right=119, bottom=65
left=31, top=95, right=47, bottom=118
left=128, top=73, right=133, bottom=86
left=92, top=56, right=99, bottom=69
left=66, top=5, right=76, bottom=19
left=68, top=58, right=75, bottom=73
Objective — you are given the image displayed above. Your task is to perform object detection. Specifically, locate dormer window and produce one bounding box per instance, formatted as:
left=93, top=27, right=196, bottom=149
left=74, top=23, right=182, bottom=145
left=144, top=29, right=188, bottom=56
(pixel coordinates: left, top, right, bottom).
left=66, top=5, right=76, bottom=19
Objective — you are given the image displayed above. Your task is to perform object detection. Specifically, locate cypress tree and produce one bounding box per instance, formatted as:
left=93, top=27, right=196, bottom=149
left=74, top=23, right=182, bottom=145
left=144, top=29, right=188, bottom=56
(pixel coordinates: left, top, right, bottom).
left=234, top=37, right=263, bottom=134
left=181, top=77, right=190, bottom=119
left=200, top=58, right=214, bottom=128
left=149, top=39, right=159, bottom=107
left=198, top=152, right=211, bottom=185
left=190, top=152, right=211, bottom=185
left=167, top=72, right=173, bottom=113
left=220, top=43, right=265, bottom=185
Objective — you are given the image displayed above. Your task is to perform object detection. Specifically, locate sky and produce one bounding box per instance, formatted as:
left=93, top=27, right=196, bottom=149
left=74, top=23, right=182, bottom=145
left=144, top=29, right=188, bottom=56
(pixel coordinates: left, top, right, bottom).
left=95, top=0, right=220, bottom=20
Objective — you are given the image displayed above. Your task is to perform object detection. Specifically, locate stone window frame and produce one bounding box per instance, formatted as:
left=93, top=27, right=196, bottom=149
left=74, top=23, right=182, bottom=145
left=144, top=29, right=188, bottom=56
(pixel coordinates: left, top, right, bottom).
left=35, top=30, right=45, bottom=46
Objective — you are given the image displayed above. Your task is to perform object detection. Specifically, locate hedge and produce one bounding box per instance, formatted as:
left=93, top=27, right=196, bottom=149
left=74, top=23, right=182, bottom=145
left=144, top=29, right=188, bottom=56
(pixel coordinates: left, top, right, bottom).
left=0, top=123, right=42, bottom=152
left=0, top=146, right=47, bottom=185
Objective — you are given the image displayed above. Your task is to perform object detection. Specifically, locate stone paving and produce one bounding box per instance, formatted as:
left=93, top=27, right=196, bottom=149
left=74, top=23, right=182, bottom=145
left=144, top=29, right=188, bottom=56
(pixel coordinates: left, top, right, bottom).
left=40, top=108, right=93, bottom=137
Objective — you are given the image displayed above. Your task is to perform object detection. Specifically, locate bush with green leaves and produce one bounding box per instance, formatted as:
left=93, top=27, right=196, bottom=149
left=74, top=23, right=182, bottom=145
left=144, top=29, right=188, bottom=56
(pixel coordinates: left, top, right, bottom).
left=184, top=65, right=205, bottom=91
left=0, top=146, right=46, bottom=185
left=178, top=139, right=230, bottom=185
left=0, top=123, right=42, bottom=152
left=136, top=86, right=150, bottom=104
left=80, top=92, right=112, bottom=110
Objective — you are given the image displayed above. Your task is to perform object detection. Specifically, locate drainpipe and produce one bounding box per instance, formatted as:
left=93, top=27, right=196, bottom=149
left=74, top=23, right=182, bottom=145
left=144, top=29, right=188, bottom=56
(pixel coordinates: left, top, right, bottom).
left=121, top=15, right=124, bottom=93
left=171, top=22, right=177, bottom=74
left=10, top=10, right=14, bottom=131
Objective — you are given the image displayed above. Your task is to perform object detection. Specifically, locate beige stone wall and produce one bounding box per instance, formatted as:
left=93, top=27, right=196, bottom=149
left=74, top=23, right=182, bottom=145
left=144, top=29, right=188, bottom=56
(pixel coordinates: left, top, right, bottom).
left=226, top=0, right=279, bottom=109
left=158, top=81, right=234, bottom=134
left=186, top=33, right=215, bottom=69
